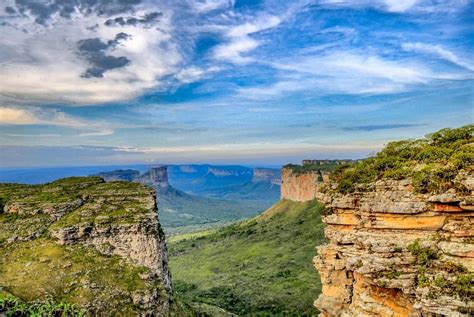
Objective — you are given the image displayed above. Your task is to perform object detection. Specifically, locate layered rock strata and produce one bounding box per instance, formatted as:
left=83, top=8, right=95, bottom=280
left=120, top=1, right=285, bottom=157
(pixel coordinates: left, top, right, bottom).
left=313, top=175, right=474, bottom=316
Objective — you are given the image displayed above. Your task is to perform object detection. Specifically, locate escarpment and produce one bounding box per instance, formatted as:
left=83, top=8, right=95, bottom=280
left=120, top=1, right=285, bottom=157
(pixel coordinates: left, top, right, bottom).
left=314, top=176, right=473, bottom=316
left=283, top=126, right=474, bottom=316
left=0, top=177, right=177, bottom=315
left=280, top=160, right=346, bottom=201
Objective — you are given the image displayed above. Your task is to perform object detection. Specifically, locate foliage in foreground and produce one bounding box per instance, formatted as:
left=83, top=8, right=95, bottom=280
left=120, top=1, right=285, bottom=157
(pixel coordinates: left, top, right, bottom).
left=330, top=125, right=473, bottom=194
left=0, top=294, right=85, bottom=317
left=168, top=199, right=326, bottom=316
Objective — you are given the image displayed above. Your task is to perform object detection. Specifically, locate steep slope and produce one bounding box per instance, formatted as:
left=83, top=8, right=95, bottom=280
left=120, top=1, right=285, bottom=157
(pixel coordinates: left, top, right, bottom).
left=168, top=199, right=326, bottom=315
left=311, top=126, right=474, bottom=316
left=0, top=177, right=178, bottom=315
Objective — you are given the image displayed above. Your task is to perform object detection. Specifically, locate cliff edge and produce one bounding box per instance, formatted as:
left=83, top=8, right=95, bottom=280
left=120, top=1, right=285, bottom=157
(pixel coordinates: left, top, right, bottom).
left=0, top=177, right=177, bottom=315
left=310, top=126, right=473, bottom=316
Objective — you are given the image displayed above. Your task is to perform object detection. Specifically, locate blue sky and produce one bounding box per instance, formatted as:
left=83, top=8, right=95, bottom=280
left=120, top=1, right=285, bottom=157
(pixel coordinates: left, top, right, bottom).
left=0, top=0, right=472, bottom=167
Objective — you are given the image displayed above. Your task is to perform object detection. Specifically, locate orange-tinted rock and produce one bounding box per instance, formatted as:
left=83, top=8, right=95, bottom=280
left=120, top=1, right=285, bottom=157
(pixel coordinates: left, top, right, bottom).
left=280, top=168, right=323, bottom=202
left=313, top=177, right=474, bottom=316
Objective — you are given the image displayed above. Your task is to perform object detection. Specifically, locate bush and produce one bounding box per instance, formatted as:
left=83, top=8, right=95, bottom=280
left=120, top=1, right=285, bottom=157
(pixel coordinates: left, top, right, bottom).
left=331, top=125, right=473, bottom=194
left=0, top=295, right=85, bottom=317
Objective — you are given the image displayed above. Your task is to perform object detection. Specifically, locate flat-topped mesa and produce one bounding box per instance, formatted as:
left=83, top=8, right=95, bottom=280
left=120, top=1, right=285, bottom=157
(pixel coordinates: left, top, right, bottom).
left=310, top=126, right=474, bottom=317
left=136, top=166, right=169, bottom=187
left=0, top=177, right=177, bottom=315
left=280, top=160, right=346, bottom=202
left=94, top=169, right=140, bottom=182
left=252, top=168, right=281, bottom=185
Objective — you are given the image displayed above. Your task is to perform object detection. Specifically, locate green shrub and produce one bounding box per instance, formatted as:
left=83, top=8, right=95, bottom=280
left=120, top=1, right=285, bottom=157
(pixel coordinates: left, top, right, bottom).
left=407, top=240, right=438, bottom=266
left=331, top=125, right=473, bottom=194
left=0, top=295, right=85, bottom=316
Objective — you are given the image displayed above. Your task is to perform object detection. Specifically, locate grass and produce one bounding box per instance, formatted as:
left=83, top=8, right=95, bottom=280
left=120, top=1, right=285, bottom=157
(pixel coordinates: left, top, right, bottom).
left=0, top=238, right=154, bottom=315
left=155, top=185, right=272, bottom=231
left=168, top=199, right=326, bottom=316
left=330, top=125, right=473, bottom=194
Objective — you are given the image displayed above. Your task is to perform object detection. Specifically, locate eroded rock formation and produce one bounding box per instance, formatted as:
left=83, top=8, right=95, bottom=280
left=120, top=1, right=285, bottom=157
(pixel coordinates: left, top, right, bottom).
left=0, top=177, right=177, bottom=315
left=313, top=176, right=474, bottom=316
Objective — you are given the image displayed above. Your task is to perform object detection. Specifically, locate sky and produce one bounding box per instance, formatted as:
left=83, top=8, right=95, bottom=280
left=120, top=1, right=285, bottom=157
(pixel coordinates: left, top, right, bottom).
left=0, top=0, right=473, bottom=168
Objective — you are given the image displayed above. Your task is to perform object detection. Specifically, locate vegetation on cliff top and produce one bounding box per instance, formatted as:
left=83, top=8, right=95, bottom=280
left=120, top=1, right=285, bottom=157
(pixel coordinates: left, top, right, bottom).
left=283, top=161, right=346, bottom=176
left=168, top=199, right=326, bottom=315
left=330, top=125, right=473, bottom=193
left=0, top=177, right=173, bottom=315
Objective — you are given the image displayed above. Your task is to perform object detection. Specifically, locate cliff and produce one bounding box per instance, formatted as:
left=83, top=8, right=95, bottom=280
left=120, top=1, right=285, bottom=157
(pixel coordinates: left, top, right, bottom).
left=135, top=166, right=170, bottom=187
left=0, top=177, right=177, bottom=315
left=314, top=177, right=473, bottom=316
left=310, top=126, right=474, bottom=316
left=281, top=167, right=324, bottom=202
left=280, top=161, right=344, bottom=201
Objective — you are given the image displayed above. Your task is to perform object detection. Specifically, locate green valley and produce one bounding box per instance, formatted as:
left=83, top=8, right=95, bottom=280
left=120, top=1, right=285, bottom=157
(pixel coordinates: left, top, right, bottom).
left=168, top=199, right=326, bottom=316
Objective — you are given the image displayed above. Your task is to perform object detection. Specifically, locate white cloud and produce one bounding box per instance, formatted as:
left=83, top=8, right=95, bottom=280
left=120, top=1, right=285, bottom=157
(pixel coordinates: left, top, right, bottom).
left=192, top=0, right=235, bottom=13
left=0, top=8, right=181, bottom=105
left=318, top=0, right=468, bottom=13
left=239, top=52, right=434, bottom=98
left=174, top=66, right=221, bottom=83
left=402, top=42, right=474, bottom=72
left=0, top=108, right=40, bottom=125
left=0, top=106, right=114, bottom=136
left=382, top=0, right=418, bottom=12
left=212, top=14, right=281, bottom=63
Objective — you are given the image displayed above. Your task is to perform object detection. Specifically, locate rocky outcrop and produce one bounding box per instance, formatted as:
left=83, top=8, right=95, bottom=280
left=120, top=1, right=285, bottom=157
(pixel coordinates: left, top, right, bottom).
left=281, top=167, right=323, bottom=202
left=135, top=166, right=169, bottom=187
left=313, top=176, right=474, bottom=316
left=0, top=177, right=177, bottom=315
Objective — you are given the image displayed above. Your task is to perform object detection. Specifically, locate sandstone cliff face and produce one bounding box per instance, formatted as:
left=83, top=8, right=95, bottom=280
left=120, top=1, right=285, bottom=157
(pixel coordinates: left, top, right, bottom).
left=0, top=177, right=176, bottom=315
left=313, top=175, right=473, bottom=316
left=280, top=167, right=326, bottom=202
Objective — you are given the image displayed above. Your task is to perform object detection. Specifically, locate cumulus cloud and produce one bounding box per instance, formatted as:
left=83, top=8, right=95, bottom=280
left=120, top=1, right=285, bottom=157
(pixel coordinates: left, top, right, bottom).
left=0, top=0, right=181, bottom=104
left=13, top=0, right=142, bottom=25
left=78, top=32, right=131, bottom=78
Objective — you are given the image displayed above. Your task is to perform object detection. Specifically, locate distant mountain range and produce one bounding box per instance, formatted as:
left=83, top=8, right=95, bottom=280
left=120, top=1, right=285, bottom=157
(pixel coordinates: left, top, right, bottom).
left=93, top=166, right=281, bottom=233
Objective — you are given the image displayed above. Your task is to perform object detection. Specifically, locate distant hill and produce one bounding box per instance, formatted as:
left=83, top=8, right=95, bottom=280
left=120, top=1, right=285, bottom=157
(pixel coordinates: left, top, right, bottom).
left=93, top=166, right=271, bottom=233
left=168, top=199, right=325, bottom=315
left=168, top=165, right=281, bottom=203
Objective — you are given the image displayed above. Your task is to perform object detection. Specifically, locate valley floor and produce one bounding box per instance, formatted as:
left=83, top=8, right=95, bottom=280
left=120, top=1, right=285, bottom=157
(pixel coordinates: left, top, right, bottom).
left=168, top=199, right=326, bottom=316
